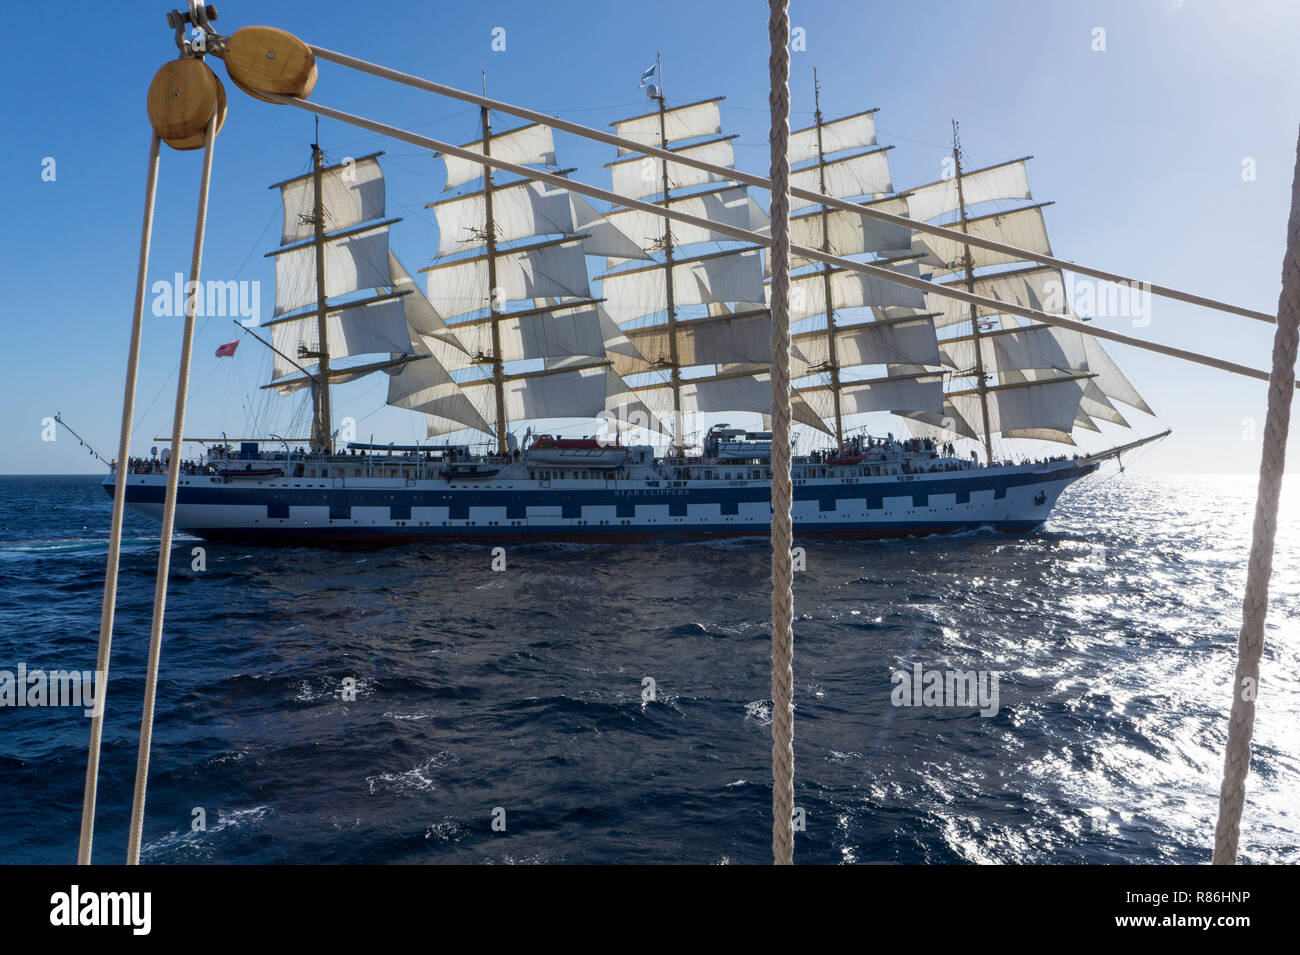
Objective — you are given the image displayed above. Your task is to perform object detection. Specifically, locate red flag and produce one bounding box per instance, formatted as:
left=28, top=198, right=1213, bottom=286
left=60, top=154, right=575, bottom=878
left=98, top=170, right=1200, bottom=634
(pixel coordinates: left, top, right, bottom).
left=215, top=339, right=240, bottom=358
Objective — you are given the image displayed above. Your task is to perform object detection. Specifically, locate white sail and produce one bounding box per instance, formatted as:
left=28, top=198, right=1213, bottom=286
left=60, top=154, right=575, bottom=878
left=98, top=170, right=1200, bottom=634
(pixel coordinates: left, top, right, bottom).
left=423, top=239, right=591, bottom=320
left=913, top=204, right=1052, bottom=275
left=452, top=302, right=608, bottom=364
left=683, top=373, right=778, bottom=414
left=606, top=185, right=767, bottom=257
left=635, top=372, right=772, bottom=418
left=568, top=192, right=654, bottom=261
left=800, top=372, right=946, bottom=418
left=278, top=155, right=386, bottom=244
left=1035, top=327, right=1153, bottom=415
left=948, top=377, right=1088, bottom=441
left=269, top=359, right=412, bottom=395
left=441, top=123, right=557, bottom=191
left=1080, top=335, right=1152, bottom=414
left=625, top=309, right=772, bottom=368
left=432, top=181, right=653, bottom=263
left=789, top=149, right=893, bottom=211
left=385, top=355, right=496, bottom=436
left=941, top=322, right=1152, bottom=415
left=267, top=296, right=412, bottom=382
left=273, top=224, right=393, bottom=316
left=937, top=334, right=981, bottom=372
left=1079, top=380, right=1129, bottom=427
left=905, top=159, right=1032, bottom=223
left=613, top=98, right=723, bottom=154
left=901, top=399, right=979, bottom=442
left=789, top=203, right=913, bottom=265
left=789, top=111, right=878, bottom=166
left=388, top=252, right=475, bottom=372
left=536, top=301, right=658, bottom=378
left=782, top=265, right=926, bottom=321
left=431, top=180, right=575, bottom=258
left=609, top=137, right=736, bottom=200
left=463, top=364, right=652, bottom=428
left=991, top=325, right=1081, bottom=373
left=793, top=316, right=940, bottom=375
left=928, top=263, right=1066, bottom=329
left=600, top=249, right=765, bottom=324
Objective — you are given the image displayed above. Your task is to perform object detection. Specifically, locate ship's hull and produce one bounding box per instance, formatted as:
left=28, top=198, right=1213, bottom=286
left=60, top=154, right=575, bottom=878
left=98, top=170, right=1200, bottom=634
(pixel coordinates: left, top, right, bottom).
left=106, top=460, right=1096, bottom=546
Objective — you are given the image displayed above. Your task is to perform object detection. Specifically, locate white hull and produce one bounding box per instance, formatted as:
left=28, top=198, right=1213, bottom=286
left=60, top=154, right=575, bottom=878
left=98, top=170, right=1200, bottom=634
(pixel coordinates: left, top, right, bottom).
left=109, top=458, right=1095, bottom=544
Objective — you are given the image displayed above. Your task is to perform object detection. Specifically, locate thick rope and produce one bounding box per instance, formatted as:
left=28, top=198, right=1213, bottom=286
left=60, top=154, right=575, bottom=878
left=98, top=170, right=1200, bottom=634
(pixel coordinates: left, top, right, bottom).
left=1211, top=125, right=1300, bottom=863
left=303, top=43, right=1273, bottom=325
left=267, top=92, right=1291, bottom=390
left=767, top=0, right=795, bottom=866
left=78, top=132, right=162, bottom=865
left=126, top=111, right=217, bottom=865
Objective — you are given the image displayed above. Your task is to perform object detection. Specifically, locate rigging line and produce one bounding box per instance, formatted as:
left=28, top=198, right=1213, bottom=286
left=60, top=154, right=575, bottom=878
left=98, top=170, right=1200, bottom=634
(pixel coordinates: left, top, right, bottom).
left=258, top=93, right=1292, bottom=390
left=78, top=132, right=162, bottom=866
left=52, top=415, right=111, bottom=468
left=132, top=212, right=279, bottom=447
left=331, top=375, right=385, bottom=413
left=767, top=0, right=796, bottom=867
left=1213, top=127, right=1300, bottom=865
left=131, top=370, right=177, bottom=444
left=383, top=159, right=451, bottom=195
left=232, top=207, right=279, bottom=279
left=875, top=125, right=1006, bottom=162
left=183, top=351, right=227, bottom=406
left=126, top=111, right=218, bottom=867
left=302, top=43, right=1273, bottom=324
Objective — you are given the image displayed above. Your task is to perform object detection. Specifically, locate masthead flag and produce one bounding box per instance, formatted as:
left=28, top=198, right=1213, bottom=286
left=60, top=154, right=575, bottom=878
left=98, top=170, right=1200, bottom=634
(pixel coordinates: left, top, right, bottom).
left=637, top=63, right=656, bottom=90
left=215, top=339, right=240, bottom=358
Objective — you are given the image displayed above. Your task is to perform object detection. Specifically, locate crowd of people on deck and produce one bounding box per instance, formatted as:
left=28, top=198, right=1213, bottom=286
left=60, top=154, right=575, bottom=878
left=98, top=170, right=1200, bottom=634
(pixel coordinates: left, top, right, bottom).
left=116, top=455, right=207, bottom=475
left=111, top=435, right=1088, bottom=480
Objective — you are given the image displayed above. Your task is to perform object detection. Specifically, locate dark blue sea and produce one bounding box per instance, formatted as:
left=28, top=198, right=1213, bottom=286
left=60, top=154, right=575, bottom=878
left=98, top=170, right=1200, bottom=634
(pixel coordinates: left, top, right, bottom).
left=1, top=473, right=1296, bottom=864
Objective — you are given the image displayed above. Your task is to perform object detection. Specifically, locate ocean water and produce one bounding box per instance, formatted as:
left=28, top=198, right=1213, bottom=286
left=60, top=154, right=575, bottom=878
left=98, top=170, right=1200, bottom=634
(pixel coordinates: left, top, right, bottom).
left=0, top=472, right=1296, bottom=865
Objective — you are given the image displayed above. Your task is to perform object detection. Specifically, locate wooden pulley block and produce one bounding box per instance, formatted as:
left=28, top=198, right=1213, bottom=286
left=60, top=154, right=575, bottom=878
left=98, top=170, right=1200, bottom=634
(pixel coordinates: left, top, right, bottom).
left=166, top=73, right=227, bottom=150
left=147, top=58, right=224, bottom=150
left=223, top=26, right=317, bottom=103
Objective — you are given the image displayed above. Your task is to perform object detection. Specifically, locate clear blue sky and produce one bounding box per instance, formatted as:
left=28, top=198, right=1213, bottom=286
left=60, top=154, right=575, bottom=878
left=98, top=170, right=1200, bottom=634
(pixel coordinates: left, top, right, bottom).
left=3, top=0, right=1298, bottom=474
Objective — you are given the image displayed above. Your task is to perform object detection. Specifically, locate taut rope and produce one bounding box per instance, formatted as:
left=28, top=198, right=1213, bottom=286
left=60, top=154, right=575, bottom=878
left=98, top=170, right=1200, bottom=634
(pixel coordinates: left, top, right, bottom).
left=767, top=0, right=795, bottom=866
left=78, top=132, right=163, bottom=865
left=301, top=44, right=1273, bottom=326
left=126, top=110, right=218, bottom=865
left=261, top=92, right=1291, bottom=390
left=1211, top=125, right=1300, bottom=863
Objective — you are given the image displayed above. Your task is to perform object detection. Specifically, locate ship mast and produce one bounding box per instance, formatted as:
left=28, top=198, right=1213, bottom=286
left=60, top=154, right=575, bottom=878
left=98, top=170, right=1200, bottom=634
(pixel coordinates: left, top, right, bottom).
left=654, top=53, right=685, bottom=455
left=813, top=69, right=844, bottom=453
left=481, top=76, right=508, bottom=456
left=953, top=121, right=994, bottom=464
left=309, top=136, right=333, bottom=453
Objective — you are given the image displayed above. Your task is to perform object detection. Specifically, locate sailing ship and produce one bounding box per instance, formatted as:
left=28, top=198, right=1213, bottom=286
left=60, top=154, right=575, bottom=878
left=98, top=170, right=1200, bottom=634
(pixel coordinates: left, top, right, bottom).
left=107, top=76, right=1164, bottom=543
